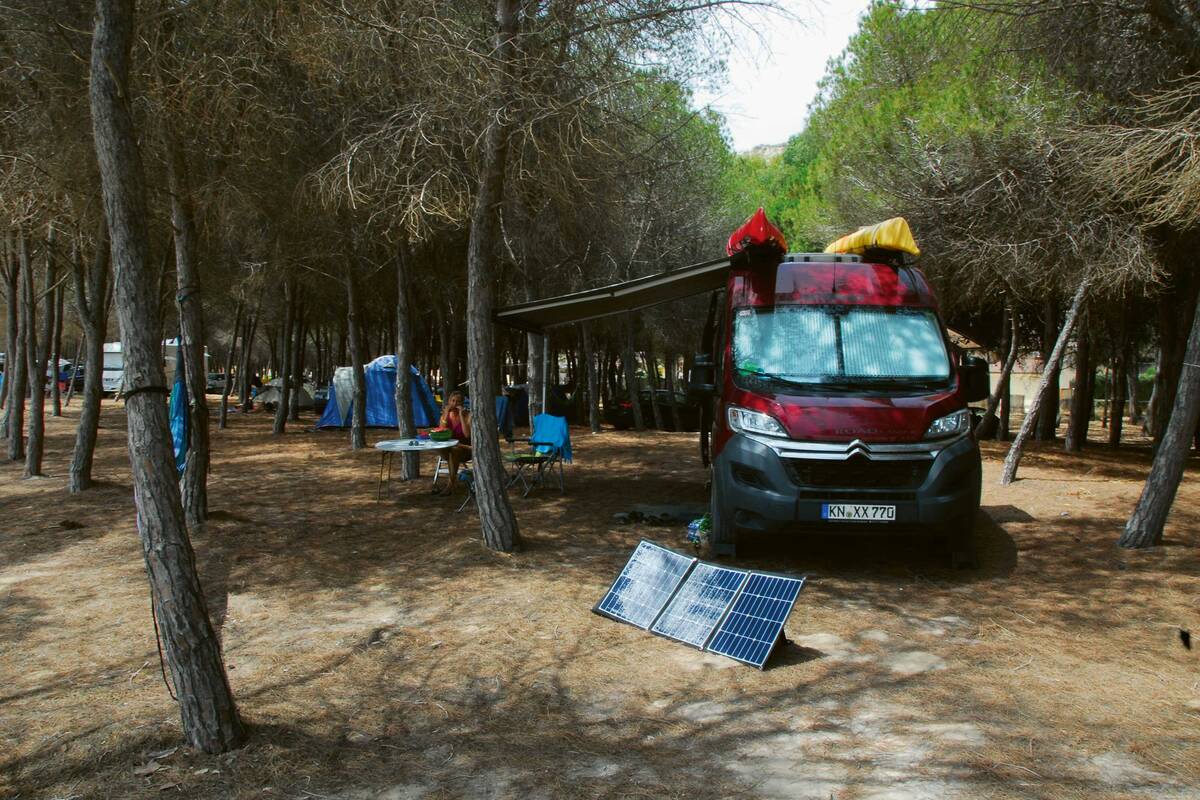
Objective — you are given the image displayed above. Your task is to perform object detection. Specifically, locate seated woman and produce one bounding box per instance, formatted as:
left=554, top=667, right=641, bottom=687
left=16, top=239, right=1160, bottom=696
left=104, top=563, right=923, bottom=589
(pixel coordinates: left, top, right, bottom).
left=440, top=391, right=472, bottom=495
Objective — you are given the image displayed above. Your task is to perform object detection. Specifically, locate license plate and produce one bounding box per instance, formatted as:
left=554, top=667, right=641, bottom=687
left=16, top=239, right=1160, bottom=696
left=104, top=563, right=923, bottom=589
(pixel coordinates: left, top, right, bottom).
left=821, top=503, right=896, bottom=522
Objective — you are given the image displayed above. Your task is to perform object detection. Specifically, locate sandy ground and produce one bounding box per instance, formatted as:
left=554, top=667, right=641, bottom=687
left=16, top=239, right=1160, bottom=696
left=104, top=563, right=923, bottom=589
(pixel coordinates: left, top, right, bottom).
left=1, top=400, right=1198, bottom=800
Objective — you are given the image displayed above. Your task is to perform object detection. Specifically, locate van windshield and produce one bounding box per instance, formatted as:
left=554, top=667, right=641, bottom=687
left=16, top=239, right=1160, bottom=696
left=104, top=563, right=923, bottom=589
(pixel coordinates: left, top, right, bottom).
left=732, top=305, right=951, bottom=391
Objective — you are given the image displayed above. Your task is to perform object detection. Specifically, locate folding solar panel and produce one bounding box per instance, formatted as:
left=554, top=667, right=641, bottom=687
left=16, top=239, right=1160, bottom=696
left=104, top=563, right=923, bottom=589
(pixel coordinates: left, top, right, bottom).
left=650, top=563, right=748, bottom=648
left=593, top=541, right=696, bottom=629
left=706, top=573, right=806, bottom=669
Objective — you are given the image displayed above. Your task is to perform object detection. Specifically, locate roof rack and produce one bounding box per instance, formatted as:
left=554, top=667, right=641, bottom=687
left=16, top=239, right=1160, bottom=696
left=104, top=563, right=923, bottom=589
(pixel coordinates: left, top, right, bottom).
left=781, top=252, right=862, bottom=263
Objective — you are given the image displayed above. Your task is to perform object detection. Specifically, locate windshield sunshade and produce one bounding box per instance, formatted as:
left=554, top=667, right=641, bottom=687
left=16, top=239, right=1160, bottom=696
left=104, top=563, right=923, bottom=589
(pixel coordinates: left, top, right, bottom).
left=733, top=306, right=950, bottom=386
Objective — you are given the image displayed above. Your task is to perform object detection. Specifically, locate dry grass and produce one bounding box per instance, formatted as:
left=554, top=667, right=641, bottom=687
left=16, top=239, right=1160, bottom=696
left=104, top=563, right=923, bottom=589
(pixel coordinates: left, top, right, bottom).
left=1, top=400, right=1198, bottom=799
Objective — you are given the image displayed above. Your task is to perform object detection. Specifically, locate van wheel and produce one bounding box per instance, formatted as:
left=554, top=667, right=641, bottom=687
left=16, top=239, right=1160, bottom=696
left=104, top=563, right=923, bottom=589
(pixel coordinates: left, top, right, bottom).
left=709, top=478, right=736, bottom=558
left=945, top=513, right=977, bottom=570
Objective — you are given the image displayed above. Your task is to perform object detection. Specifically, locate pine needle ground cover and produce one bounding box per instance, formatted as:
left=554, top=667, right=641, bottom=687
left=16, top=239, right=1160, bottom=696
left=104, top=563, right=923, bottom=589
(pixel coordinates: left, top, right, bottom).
left=1, top=402, right=1197, bottom=799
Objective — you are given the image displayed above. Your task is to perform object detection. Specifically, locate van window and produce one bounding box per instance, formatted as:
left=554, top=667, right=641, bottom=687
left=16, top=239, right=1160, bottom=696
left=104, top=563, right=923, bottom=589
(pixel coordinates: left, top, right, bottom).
left=732, top=305, right=950, bottom=389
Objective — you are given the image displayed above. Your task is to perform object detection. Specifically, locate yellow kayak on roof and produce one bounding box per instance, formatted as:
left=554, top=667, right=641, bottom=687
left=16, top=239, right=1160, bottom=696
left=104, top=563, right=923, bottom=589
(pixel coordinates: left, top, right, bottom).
left=825, top=217, right=920, bottom=257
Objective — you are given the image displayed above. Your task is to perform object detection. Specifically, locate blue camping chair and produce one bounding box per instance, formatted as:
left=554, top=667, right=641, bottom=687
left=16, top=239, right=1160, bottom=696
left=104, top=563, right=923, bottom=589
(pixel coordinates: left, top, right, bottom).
left=505, top=414, right=571, bottom=497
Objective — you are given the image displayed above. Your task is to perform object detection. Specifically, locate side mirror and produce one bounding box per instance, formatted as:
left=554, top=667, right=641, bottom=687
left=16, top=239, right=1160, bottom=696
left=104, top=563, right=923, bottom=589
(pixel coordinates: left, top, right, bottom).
left=960, top=355, right=990, bottom=403
left=688, top=353, right=716, bottom=399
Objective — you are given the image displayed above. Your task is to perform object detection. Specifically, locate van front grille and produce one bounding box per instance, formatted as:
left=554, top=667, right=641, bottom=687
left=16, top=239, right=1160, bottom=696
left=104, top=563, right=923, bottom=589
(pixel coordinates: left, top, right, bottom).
left=784, top=455, right=931, bottom=490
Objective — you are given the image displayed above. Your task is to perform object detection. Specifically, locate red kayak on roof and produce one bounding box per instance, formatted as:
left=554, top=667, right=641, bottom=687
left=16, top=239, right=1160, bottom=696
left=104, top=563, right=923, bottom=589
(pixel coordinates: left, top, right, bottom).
left=726, top=207, right=787, bottom=258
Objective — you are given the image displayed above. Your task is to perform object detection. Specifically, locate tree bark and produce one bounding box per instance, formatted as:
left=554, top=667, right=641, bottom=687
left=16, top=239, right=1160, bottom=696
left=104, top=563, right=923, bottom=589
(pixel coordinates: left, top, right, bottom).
left=4, top=230, right=27, bottom=459
left=218, top=300, right=242, bottom=430
left=645, top=350, right=665, bottom=430
left=526, top=329, right=543, bottom=423
left=288, top=302, right=305, bottom=423
left=90, top=0, right=243, bottom=752
left=50, top=279, right=64, bottom=417
left=1109, top=324, right=1129, bottom=448
left=621, top=313, right=645, bottom=430
left=394, top=243, right=419, bottom=478
left=1001, top=280, right=1089, bottom=485
left=345, top=269, right=367, bottom=450
left=65, top=336, right=82, bottom=407
left=166, top=128, right=210, bottom=527
left=662, top=352, right=683, bottom=431
left=240, top=300, right=259, bottom=411
left=582, top=323, right=601, bottom=433
left=1120, top=300, right=1200, bottom=548
left=68, top=225, right=110, bottom=493
left=1, top=232, right=15, bottom=425
left=1065, top=310, right=1092, bottom=452
left=1035, top=297, right=1060, bottom=441
left=25, top=226, right=56, bottom=477
left=978, top=306, right=1019, bottom=440
left=272, top=276, right=295, bottom=435
left=465, top=0, right=522, bottom=553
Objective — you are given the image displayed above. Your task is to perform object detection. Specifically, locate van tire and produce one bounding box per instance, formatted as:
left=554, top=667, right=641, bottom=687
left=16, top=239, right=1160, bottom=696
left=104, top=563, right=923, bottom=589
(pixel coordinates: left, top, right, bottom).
left=709, top=478, right=736, bottom=558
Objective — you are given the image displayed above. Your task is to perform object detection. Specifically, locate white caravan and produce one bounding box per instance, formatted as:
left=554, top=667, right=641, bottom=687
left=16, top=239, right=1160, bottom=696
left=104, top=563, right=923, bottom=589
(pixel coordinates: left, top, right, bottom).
left=102, top=339, right=209, bottom=395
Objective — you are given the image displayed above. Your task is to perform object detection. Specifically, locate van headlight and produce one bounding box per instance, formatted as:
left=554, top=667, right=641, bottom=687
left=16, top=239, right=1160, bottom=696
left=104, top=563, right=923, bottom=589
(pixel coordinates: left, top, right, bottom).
left=924, top=409, right=970, bottom=439
left=727, top=406, right=787, bottom=438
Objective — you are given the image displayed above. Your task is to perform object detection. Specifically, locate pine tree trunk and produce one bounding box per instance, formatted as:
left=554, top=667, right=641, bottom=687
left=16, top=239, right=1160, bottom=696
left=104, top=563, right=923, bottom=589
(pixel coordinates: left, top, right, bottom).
left=978, top=307, right=1019, bottom=440
left=1, top=232, right=15, bottom=425
left=1109, top=331, right=1128, bottom=448
left=1066, top=310, right=1092, bottom=452
left=1035, top=298, right=1060, bottom=441
left=394, top=243, right=419, bottom=479
left=240, top=302, right=259, bottom=411
left=50, top=280, right=64, bottom=417
left=1001, top=281, right=1089, bottom=485
left=272, top=277, right=294, bottom=435
left=345, top=270, right=367, bottom=450
left=646, top=351, right=665, bottom=430
left=3, top=230, right=26, bottom=457
left=465, top=0, right=522, bottom=553
left=166, top=130, right=210, bottom=527
left=621, top=313, right=645, bottom=431
left=1120, top=298, right=1200, bottom=548
left=288, top=304, right=304, bottom=423
left=90, top=0, right=243, bottom=752
left=582, top=323, right=601, bottom=433
left=218, top=300, right=242, bottom=430
left=26, top=226, right=57, bottom=477
left=663, top=353, right=683, bottom=431
left=65, top=336, right=82, bottom=407
left=68, top=225, right=109, bottom=493
left=526, top=329, right=543, bottom=423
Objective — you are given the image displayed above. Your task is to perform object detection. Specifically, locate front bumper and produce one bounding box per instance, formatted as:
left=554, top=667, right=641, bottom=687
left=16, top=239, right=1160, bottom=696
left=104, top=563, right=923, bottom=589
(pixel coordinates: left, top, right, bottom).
left=711, top=432, right=981, bottom=553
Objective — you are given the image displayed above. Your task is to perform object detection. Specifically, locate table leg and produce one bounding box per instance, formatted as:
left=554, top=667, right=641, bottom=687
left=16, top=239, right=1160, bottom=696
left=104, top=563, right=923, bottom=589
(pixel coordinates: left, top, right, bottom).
left=377, top=452, right=387, bottom=501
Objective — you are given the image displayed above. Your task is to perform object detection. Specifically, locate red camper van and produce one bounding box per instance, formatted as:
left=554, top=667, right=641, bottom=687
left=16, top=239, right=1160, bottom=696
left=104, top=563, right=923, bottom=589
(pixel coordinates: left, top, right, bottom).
left=689, top=211, right=990, bottom=563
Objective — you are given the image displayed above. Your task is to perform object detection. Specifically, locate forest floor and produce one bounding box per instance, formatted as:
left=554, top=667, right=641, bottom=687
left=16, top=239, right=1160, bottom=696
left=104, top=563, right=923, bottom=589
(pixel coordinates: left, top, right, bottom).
left=1, top=400, right=1199, bottom=800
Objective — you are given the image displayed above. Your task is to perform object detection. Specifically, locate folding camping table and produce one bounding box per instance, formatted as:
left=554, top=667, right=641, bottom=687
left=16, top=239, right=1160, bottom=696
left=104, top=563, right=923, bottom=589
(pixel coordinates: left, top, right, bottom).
left=375, top=438, right=458, bottom=500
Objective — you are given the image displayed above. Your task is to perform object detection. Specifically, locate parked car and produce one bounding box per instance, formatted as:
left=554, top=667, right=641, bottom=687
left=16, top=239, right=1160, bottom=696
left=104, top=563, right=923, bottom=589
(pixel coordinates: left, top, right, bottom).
left=206, top=372, right=227, bottom=393
left=605, top=388, right=700, bottom=432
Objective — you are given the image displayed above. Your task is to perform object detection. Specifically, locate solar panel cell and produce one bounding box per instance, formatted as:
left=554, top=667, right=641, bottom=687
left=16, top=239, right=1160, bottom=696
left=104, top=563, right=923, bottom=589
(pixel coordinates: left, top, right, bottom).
left=650, top=563, right=748, bottom=648
left=706, top=573, right=805, bottom=668
left=594, top=541, right=696, bottom=629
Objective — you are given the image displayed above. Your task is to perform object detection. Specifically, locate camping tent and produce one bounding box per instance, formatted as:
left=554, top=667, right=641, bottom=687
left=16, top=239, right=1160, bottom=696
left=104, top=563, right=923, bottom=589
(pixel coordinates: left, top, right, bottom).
left=316, top=356, right=439, bottom=429
left=256, top=378, right=316, bottom=410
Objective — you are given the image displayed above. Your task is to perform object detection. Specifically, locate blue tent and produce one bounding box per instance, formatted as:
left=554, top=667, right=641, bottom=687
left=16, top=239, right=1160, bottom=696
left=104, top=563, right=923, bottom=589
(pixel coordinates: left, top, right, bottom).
left=316, top=356, right=439, bottom=429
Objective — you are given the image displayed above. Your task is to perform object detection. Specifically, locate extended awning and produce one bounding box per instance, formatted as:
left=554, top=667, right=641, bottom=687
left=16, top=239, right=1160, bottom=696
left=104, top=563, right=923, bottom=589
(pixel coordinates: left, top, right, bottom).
left=495, top=256, right=731, bottom=333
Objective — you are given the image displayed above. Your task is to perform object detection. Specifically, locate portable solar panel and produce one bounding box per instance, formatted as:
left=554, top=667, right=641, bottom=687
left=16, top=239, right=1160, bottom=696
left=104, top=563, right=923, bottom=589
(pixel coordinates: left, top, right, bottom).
left=593, top=540, right=696, bottom=629
left=649, top=563, right=748, bottom=648
left=705, top=573, right=806, bottom=669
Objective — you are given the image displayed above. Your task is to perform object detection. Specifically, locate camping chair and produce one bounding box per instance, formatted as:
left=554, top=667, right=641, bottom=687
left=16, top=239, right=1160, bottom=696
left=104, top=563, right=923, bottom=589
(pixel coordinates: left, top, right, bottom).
left=505, top=413, right=571, bottom=498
